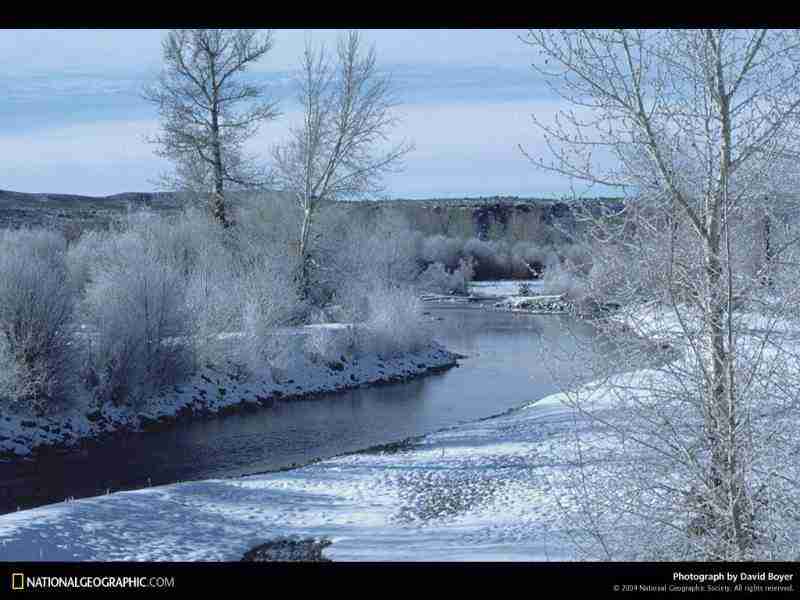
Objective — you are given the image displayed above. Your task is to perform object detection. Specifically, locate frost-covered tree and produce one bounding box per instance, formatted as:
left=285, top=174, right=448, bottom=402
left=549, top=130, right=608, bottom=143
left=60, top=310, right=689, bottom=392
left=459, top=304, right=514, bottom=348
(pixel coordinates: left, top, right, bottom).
left=271, top=30, right=413, bottom=298
left=145, top=29, right=279, bottom=227
left=522, top=29, right=800, bottom=560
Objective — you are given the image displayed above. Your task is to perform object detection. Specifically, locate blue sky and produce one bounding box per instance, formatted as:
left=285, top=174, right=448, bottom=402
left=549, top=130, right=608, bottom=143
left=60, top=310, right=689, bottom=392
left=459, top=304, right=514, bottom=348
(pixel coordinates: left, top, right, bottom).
left=0, top=29, right=579, bottom=199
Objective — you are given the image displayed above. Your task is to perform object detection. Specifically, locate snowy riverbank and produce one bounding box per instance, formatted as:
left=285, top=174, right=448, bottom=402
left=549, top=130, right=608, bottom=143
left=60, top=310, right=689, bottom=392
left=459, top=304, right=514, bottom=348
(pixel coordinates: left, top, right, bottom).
left=0, top=339, right=458, bottom=460
left=422, top=280, right=571, bottom=315
left=0, top=378, right=598, bottom=561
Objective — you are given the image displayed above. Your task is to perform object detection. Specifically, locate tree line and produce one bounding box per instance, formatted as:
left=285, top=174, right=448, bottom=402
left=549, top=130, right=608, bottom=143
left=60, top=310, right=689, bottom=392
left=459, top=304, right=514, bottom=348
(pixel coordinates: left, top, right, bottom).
left=143, top=29, right=411, bottom=299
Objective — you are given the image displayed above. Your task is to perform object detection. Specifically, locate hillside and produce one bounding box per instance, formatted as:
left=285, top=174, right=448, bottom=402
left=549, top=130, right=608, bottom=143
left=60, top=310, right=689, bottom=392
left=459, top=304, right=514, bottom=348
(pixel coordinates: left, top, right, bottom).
left=0, top=189, right=622, bottom=243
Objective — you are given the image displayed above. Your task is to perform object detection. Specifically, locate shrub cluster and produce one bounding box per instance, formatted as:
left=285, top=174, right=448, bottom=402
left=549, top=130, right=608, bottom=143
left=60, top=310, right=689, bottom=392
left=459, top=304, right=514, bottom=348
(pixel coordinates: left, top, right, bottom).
left=0, top=197, right=439, bottom=413
left=0, top=229, right=75, bottom=413
left=420, top=235, right=564, bottom=281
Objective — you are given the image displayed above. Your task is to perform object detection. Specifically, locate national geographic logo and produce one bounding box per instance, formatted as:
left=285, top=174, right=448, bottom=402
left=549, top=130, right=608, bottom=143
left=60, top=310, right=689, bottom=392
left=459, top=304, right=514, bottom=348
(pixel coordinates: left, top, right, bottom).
left=9, top=572, right=175, bottom=591
left=11, top=573, right=24, bottom=591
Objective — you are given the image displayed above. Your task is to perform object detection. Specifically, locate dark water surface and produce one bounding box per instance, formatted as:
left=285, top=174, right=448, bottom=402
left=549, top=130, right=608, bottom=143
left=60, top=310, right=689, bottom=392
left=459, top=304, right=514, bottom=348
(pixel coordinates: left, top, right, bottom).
left=0, top=308, right=606, bottom=514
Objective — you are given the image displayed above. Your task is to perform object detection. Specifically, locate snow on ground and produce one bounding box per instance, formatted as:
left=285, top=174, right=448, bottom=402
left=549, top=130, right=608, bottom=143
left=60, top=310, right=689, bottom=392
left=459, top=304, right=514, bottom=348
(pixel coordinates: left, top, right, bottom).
left=0, top=330, right=457, bottom=459
left=421, top=280, right=565, bottom=314
left=612, top=300, right=800, bottom=341
left=0, top=382, right=590, bottom=561
left=492, top=295, right=569, bottom=314
left=0, top=366, right=680, bottom=562
left=468, top=280, right=544, bottom=299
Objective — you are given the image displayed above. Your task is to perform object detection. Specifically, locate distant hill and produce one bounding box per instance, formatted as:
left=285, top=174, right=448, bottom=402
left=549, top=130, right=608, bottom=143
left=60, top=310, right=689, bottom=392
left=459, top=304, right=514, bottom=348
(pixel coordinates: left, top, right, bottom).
left=0, top=189, right=184, bottom=231
left=0, top=188, right=623, bottom=242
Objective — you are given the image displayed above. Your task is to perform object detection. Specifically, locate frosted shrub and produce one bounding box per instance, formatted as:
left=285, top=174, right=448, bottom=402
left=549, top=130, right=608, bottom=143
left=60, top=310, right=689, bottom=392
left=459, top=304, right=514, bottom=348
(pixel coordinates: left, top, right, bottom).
left=122, top=208, right=223, bottom=276
left=560, top=243, right=593, bottom=276
left=241, top=301, right=304, bottom=380
left=69, top=210, right=223, bottom=298
left=463, top=238, right=512, bottom=279
left=421, top=234, right=462, bottom=270
left=518, top=281, right=535, bottom=295
left=330, top=283, right=370, bottom=325
left=511, top=241, right=557, bottom=278
left=417, top=262, right=452, bottom=294
left=540, top=262, right=588, bottom=301
left=362, top=287, right=431, bottom=356
left=458, top=256, right=476, bottom=283
left=67, top=229, right=115, bottom=296
left=304, top=325, right=356, bottom=365
left=417, top=258, right=473, bottom=295
left=581, top=245, right=633, bottom=305
left=0, top=229, right=75, bottom=412
left=319, top=213, right=422, bottom=305
left=182, top=226, right=251, bottom=367
left=238, top=263, right=303, bottom=376
left=185, top=261, right=243, bottom=367
left=0, top=335, right=20, bottom=404
left=82, top=244, right=192, bottom=407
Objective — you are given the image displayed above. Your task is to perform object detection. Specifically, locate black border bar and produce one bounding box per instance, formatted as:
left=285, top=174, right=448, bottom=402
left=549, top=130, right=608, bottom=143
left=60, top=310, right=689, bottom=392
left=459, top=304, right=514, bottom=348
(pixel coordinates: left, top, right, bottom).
left=1, top=562, right=798, bottom=595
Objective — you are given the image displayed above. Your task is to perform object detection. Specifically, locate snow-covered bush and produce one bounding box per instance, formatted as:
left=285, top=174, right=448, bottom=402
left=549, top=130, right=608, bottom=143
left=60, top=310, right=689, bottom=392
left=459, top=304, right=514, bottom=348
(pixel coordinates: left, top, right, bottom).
left=184, top=250, right=244, bottom=367
left=511, top=241, right=558, bottom=278
left=240, top=299, right=306, bottom=382
left=417, top=258, right=473, bottom=295
left=81, top=238, right=193, bottom=407
left=68, top=209, right=224, bottom=298
left=581, top=243, right=641, bottom=305
left=66, top=228, right=115, bottom=296
left=560, top=243, right=593, bottom=276
left=462, top=237, right=510, bottom=279
left=421, top=234, right=463, bottom=270
left=240, top=282, right=303, bottom=375
left=539, top=262, right=587, bottom=301
left=517, top=281, right=535, bottom=295
left=0, top=335, right=20, bottom=405
left=236, top=241, right=303, bottom=376
left=415, top=234, right=591, bottom=281
left=417, top=262, right=454, bottom=294
left=304, top=325, right=356, bottom=365
left=361, top=286, right=431, bottom=356
left=124, top=208, right=224, bottom=277
left=0, top=228, right=75, bottom=412
left=541, top=241, right=657, bottom=312
left=318, top=211, right=422, bottom=306
left=312, top=211, right=426, bottom=329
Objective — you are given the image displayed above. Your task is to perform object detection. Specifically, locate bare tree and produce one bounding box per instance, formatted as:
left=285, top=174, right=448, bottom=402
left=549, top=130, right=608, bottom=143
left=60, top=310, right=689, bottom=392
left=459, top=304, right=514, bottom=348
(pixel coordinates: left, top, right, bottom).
left=271, top=30, right=413, bottom=298
left=521, top=29, right=800, bottom=560
left=145, top=29, right=279, bottom=227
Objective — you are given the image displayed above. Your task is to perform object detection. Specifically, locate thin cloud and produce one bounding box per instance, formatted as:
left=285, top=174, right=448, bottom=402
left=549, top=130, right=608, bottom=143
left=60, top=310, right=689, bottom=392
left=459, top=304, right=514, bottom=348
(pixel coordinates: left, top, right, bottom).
left=0, top=29, right=577, bottom=197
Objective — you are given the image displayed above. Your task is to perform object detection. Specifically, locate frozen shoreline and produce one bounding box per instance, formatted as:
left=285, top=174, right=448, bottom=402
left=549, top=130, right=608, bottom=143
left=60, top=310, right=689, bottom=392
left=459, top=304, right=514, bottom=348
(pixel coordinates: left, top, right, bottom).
left=0, top=342, right=459, bottom=460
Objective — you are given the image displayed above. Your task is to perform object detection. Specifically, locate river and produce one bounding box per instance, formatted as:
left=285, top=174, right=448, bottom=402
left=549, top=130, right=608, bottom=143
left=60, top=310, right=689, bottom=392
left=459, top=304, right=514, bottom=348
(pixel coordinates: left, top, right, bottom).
left=0, top=307, right=608, bottom=514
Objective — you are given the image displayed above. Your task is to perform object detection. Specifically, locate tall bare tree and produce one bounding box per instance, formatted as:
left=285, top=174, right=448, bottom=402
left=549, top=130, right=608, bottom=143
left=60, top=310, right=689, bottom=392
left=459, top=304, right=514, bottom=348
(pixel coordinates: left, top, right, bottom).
left=145, top=29, right=279, bottom=227
left=522, top=29, right=800, bottom=559
left=271, top=30, right=413, bottom=297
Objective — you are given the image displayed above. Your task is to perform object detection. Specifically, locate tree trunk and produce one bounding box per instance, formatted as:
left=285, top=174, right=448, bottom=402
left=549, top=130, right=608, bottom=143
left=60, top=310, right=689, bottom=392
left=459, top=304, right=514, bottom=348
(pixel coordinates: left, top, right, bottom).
left=703, top=195, right=752, bottom=559
left=763, top=211, right=773, bottom=288
left=210, top=106, right=229, bottom=228
left=297, top=207, right=313, bottom=298
left=703, top=224, right=740, bottom=556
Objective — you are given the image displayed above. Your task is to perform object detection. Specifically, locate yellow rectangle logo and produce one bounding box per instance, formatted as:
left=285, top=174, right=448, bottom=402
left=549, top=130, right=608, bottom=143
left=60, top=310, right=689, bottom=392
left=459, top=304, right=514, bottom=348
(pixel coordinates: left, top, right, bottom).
left=11, top=573, right=25, bottom=591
